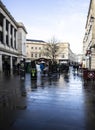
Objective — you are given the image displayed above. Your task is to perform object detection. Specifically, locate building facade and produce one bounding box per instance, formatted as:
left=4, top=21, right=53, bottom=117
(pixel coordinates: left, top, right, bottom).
left=26, top=39, right=46, bottom=62
left=56, top=42, right=77, bottom=65
left=83, top=0, right=95, bottom=69
left=26, top=40, right=77, bottom=64
left=0, top=1, right=27, bottom=72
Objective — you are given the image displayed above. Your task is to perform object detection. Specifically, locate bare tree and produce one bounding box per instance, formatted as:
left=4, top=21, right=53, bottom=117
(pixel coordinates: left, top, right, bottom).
left=42, top=37, right=59, bottom=64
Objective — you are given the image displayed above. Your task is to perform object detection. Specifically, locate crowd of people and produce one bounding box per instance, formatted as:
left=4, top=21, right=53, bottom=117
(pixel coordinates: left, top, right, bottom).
left=3, top=59, right=82, bottom=80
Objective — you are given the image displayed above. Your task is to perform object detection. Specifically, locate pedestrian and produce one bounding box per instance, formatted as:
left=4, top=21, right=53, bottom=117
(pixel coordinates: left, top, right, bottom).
left=20, top=61, right=25, bottom=79
left=36, top=63, right=41, bottom=72
left=31, top=61, right=37, bottom=79
left=40, top=63, right=45, bottom=74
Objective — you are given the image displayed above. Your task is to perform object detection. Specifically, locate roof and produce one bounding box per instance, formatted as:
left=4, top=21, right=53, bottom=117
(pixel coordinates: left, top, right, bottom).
left=0, top=0, right=17, bottom=26
left=17, top=22, right=27, bottom=33
left=26, top=39, right=46, bottom=43
left=0, top=1, right=27, bottom=33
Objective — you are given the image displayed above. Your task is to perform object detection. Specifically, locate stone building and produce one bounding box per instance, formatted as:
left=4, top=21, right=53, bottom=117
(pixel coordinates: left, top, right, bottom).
left=0, top=1, right=27, bottom=72
left=26, top=40, right=77, bottom=65
left=83, top=0, right=95, bottom=69
left=26, top=39, right=46, bottom=62
left=56, top=42, right=77, bottom=65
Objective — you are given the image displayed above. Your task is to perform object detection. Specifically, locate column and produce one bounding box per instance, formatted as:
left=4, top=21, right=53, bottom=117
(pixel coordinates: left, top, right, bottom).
left=10, top=56, right=13, bottom=70
left=12, top=27, right=14, bottom=48
left=3, top=18, right=6, bottom=45
left=16, top=30, right=17, bottom=49
left=0, top=54, right=2, bottom=72
left=8, top=23, right=11, bottom=46
left=10, top=56, right=13, bottom=75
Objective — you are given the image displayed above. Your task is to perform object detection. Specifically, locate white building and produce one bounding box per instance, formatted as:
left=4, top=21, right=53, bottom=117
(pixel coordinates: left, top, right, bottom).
left=26, top=39, right=46, bottom=62
left=26, top=40, right=77, bottom=65
left=17, top=22, right=27, bottom=62
left=57, top=42, right=77, bottom=65
left=0, top=1, right=27, bottom=72
left=83, top=0, right=95, bottom=69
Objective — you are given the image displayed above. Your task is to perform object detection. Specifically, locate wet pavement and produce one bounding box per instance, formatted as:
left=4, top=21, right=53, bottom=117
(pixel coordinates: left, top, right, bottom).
left=0, top=67, right=95, bottom=130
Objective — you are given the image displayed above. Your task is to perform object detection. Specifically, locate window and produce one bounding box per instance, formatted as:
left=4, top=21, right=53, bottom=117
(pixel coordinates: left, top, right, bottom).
left=14, top=29, right=16, bottom=37
left=39, top=54, right=41, bottom=57
left=0, top=31, right=3, bottom=43
left=31, top=47, right=33, bottom=49
left=10, top=25, right=13, bottom=35
left=11, top=37, right=13, bottom=47
left=35, top=54, right=37, bottom=57
left=62, top=54, right=64, bottom=58
left=35, top=47, right=37, bottom=49
left=0, top=13, right=4, bottom=27
left=6, top=35, right=8, bottom=46
left=31, top=53, right=33, bottom=57
left=39, top=47, right=41, bottom=50
left=6, top=20, right=9, bottom=31
left=14, top=39, right=16, bottom=49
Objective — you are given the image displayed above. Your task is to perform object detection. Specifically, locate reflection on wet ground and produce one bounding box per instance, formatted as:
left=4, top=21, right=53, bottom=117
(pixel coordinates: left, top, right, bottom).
left=0, top=67, right=95, bottom=129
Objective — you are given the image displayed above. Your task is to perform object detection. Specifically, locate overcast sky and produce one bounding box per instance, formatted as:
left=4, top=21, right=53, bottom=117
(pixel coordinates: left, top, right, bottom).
left=2, top=0, right=90, bottom=54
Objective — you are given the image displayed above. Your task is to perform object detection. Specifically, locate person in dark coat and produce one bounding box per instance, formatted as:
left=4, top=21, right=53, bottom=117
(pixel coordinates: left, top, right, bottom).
left=31, top=61, right=37, bottom=79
